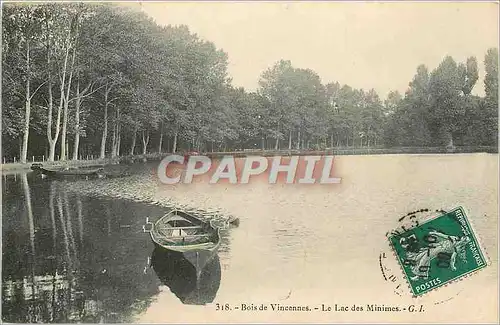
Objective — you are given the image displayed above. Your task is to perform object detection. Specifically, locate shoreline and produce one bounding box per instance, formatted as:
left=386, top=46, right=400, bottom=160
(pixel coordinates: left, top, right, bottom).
left=61, top=173, right=237, bottom=224
left=1, top=146, right=497, bottom=173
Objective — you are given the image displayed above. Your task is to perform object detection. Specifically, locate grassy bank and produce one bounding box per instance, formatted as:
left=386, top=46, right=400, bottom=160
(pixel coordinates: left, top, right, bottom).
left=1, top=153, right=170, bottom=173
left=204, top=146, right=498, bottom=158
left=2, top=146, right=497, bottom=173
left=1, top=159, right=107, bottom=173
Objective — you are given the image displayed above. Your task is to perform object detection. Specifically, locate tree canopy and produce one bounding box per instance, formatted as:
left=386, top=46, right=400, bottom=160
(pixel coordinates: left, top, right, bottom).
left=2, top=3, right=498, bottom=162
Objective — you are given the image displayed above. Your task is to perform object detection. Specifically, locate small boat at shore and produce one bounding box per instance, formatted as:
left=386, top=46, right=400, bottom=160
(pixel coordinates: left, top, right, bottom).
left=144, top=210, right=221, bottom=275
left=30, top=164, right=104, bottom=178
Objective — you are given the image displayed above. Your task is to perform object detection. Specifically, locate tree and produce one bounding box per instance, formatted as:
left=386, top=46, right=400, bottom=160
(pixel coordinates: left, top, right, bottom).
left=2, top=3, right=496, bottom=162
left=2, top=4, right=46, bottom=163
left=484, top=48, right=498, bottom=107
left=384, top=65, right=432, bottom=147
left=384, top=91, right=402, bottom=116
left=428, top=57, right=466, bottom=147
left=258, top=60, right=296, bottom=149
left=258, top=61, right=328, bottom=150
left=483, top=48, right=499, bottom=146
left=462, top=56, right=479, bottom=96
left=40, top=4, right=83, bottom=161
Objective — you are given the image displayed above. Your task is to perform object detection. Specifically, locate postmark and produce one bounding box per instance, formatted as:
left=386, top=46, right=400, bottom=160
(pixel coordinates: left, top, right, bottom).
left=380, top=208, right=466, bottom=304
left=380, top=208, right=449, bottom=299
left=387, top=207, right=488, bottom=297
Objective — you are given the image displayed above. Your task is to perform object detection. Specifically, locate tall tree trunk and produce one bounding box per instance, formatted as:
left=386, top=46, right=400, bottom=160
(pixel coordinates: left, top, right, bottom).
left=196, top=137, right=201, bottom=151
left=172, top=129, right=178, bottom=153
left=158, top=122, right=164, bottom=153
left=72, top=79, right=81, bottom=160
left=142, top=130, right=150, bottom=155
left=69, top=77, right=96, bottom=161
left=116, top=108, right=121, bottom=156
left=100, top=82, right=111, bottom=159
left=21, top=40, right=31, bottom=163
left=130, top=128, right=137, bottom=155
left=111, top=123, right=116, bottom=158
left=47, top=31, right=70, bottom=162
left=100, top=99, right=108, bottom=159
left=274, top=121, right=280, bottom=150
left=447, top=132, right=454, bottom=148
left=60, top=40, right=77, bottom=161
left=116, top=125, right=121, bottom=156
left=48, top=141, right=57, bottom=161
left=60, top=102, right=69, bottom=161
left=330, top=133, right=334, bottom=148
left=116, top=135, right=121, bottom=157
left=288, top=130, right=292, bottom=150
left=296, top=129, right=301, bottom=150
left=111, top=108, right=118, bottom=158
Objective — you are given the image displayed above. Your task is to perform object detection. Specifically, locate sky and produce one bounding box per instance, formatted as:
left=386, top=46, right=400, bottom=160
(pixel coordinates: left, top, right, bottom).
left=129, top=1, right=498, bottom=99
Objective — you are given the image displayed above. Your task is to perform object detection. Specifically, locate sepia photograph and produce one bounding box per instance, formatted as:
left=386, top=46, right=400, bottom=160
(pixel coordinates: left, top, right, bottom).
left=1, top=0, right=499, bottom=323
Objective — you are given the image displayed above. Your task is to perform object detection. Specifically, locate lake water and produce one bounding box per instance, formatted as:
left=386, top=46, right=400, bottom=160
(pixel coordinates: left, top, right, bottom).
left=2, top=154, right=498, bottom=323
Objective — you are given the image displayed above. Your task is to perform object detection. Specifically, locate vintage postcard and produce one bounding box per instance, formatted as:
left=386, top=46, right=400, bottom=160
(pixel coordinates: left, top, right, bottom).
left=1, top=1, right=498, bottom=324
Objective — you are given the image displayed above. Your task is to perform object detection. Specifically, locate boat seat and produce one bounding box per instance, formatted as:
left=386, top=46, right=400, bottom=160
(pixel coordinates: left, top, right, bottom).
left=168, top=234, right=211, bottom=238
left=158, top=226, right=204, bottom=230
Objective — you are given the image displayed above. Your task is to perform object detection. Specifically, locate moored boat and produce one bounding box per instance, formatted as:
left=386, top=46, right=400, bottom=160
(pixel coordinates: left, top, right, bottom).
left=31, top=164, right=104, bottom=178
left=144, top=209, right=221, bottom=276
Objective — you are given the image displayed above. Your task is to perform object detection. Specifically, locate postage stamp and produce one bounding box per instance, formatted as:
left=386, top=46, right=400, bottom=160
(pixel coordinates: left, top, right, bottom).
left=388, top=207, right=488, bottom=296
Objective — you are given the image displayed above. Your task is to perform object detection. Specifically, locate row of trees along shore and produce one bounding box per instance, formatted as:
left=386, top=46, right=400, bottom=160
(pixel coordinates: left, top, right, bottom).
left=2, top=3, right=499, bottom=163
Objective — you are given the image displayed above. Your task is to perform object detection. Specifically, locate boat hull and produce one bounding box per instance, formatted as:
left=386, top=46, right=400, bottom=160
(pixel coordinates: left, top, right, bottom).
left=31, top=165, right=104, bottom=179
left=151, top=238, right=220, bottom=273
left=148, top=210, right=221, bottom=273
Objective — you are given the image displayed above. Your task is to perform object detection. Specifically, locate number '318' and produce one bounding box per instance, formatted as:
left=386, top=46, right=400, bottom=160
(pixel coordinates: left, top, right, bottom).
left=215, top=303, right=231, bottom=311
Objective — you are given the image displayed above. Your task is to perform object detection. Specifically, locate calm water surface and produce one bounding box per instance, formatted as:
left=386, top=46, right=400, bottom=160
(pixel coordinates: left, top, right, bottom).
left=2, top=154, right=498, bottom=323
left=1, top=171, right=230, bottom=323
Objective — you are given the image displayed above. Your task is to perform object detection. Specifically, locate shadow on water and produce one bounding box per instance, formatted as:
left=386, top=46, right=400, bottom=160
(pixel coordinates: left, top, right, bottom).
left=1, top=172, right=229, bottom=323
left=150, top=247, right=221, bottom=306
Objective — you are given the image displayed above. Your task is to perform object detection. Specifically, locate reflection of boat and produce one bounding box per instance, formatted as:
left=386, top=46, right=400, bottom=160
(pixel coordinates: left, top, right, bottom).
left=150, top=247, right=221, bottom=305
left=31, top=164, right=104, bottom=178
left=145, top=210, right=220, bottom=274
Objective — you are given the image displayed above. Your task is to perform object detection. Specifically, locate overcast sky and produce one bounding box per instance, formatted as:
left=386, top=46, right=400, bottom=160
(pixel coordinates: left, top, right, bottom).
left=132, top=1, right=498, bottom=98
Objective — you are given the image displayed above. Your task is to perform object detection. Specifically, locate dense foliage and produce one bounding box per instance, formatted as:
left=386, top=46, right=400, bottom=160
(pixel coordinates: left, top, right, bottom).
left=2, top=3, right=498, bottom=162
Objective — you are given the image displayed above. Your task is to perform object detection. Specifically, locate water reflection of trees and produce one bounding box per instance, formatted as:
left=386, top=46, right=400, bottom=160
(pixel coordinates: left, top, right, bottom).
left=3, top=177, right=99, bottom=322
left=2, top=176, right=162, bottom=323
left=3, top=173, right=236, bottom=322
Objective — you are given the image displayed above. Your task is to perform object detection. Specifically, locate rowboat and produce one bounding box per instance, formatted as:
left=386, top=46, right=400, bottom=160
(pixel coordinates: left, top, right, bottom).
left=144, top=210, right=221, bottom=277
left=31, top=164, right=104, bottom=178
left=150, top=247, right=221, bottom=305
